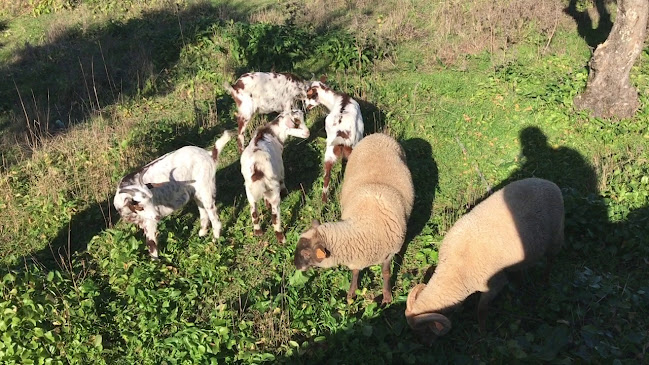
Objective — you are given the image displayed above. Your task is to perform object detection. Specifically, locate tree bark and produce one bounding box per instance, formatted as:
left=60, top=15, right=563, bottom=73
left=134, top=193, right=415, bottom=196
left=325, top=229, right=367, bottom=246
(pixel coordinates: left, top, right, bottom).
left=573, top=0, right=649, bottom=119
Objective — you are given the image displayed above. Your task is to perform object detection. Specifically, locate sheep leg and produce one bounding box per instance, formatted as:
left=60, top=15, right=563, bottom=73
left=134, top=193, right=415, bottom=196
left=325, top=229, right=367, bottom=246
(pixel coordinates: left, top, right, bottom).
left=347, top=269, right=360, bottom=302
left=267, top=192, right=285, bottom=243
left=477, top=271, right=508, bottom=333
left=142, top=220, right=159, bottom=260
left=322, top=145, right=338, bottom=202
left=543, top=254, right=556, bottom=284
left=381, top=258, right=393, bottom=305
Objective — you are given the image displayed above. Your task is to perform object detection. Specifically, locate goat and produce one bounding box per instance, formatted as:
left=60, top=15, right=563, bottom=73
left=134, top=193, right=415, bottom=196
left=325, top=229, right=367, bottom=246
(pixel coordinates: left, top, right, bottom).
left=223, top=72, right=310, bottom=153
left=304, top=75, right=364, bottom=202
left=240, top=110, right=309, bottom=243
left=113, top=131, right=232, bottom=259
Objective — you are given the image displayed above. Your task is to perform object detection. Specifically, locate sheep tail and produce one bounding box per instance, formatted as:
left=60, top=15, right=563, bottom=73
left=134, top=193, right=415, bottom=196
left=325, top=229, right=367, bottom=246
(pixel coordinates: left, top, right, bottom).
left=212, top=130, right=234, bottom=161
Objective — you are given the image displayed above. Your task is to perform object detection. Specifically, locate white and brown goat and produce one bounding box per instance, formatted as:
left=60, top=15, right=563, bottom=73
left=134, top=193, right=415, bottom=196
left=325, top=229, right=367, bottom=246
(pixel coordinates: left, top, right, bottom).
left=113, top=131, right=232, bottom=259
left=223, top=72, right=310, bottom=153
left=304, top=76, right=364, bottom=202
left=240, top=110, right=309, bottom=243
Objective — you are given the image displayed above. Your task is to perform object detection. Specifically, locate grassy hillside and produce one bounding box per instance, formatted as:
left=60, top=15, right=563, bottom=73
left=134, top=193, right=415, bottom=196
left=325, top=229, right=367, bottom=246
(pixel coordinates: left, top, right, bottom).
left=1, top=0, right=648, bottom=363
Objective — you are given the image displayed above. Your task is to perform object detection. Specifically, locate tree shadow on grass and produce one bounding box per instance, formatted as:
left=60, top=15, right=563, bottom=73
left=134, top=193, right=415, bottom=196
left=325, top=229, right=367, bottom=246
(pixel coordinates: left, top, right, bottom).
left=564, top=0, right=613, bottom=48
left=0, top=1, right=254, bottom=162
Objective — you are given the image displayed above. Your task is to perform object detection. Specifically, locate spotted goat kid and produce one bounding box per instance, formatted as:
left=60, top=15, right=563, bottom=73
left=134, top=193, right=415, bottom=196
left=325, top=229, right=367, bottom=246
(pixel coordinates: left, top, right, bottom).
left=240, top=110, right=309, bottom=243
left=113, top=131, right=232, bottom=259
left=304, top=75, right=364, bottom=202
left=223, top=72, right=310, bottom=153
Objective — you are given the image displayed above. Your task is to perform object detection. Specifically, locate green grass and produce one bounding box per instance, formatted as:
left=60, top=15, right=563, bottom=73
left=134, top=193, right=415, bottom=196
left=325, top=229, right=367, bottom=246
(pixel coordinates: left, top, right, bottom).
left=1, top=0, right=649, bottom=363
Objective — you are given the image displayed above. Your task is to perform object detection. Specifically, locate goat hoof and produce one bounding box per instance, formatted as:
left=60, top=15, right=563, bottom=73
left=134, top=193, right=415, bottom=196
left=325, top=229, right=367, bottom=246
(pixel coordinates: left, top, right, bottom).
left=254, top=229, right=264, bottom=236
left=275, top=231, right=285, bottom=243
left=199, top=228, right=208, bottom=237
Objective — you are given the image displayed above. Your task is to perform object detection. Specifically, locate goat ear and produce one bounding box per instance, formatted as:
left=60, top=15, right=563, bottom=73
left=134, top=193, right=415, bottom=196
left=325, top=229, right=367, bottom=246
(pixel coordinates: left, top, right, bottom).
left=145, top=182, right=165, bottom=190
left=319, top=74, right=327, bottom=84
left=125, top=197, right=144, bottom=212
left=311, top=219, right=320, bottom=228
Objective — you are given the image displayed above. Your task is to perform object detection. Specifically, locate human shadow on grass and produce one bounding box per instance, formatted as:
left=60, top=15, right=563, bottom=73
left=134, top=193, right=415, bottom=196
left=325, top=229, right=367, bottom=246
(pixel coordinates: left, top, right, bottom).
left=489, top=126, right=609, bottom=258
left=272, top=127, right=647, bottom=363
left=394, top=126, right=608, bottom=344
left=564, top=0, right=613, bottom=48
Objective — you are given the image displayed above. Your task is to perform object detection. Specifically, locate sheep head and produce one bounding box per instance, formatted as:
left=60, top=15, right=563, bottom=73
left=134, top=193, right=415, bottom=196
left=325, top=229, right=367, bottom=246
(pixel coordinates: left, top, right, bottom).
left=294, top=219, right=330, bottom=270
left=405, top=283, right=452, bottom=338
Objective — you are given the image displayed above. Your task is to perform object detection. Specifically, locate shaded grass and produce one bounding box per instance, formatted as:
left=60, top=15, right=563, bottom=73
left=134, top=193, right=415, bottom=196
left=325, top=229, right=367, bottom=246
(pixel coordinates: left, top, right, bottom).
left=0, top=0, right=648, bottom=363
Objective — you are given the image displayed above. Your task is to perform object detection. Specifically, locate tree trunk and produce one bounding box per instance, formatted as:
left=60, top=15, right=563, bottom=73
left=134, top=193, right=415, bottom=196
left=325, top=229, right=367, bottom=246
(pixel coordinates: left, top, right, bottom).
left=573, top=0, right=649, bottom=119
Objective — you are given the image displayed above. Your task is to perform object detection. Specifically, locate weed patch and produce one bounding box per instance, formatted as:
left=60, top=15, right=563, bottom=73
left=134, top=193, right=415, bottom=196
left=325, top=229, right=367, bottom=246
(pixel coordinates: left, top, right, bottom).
left=1, top=0, right=649, bottom=363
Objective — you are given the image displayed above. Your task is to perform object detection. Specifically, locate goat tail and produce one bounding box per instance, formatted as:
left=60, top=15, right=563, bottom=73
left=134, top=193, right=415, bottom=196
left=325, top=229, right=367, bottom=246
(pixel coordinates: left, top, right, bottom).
left=222, top=81, right=235, bottom=95
left=212, top=130, right=234, bottom=161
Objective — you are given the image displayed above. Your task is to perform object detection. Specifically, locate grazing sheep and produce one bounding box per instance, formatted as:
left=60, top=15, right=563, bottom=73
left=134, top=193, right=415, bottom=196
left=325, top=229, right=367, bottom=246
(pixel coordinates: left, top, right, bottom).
left=405, top=178, right=564, bottom=337
left=294, top=133, right=414, bottom=304
left=223, top=72, right=310, bottom=153
left=113, top=131, right=233, bottom=259
left=241, top=110, right=310, bottom=243
left=304, top=75, right=364, bottom=202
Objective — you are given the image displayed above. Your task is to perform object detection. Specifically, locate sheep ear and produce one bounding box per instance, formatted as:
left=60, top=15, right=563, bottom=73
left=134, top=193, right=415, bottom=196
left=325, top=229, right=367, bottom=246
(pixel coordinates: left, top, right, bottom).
left=407, top=284, right=427, bottom=311
left=311, top=219, right=320, bottom=228
left=428, top=315, right=452, bottom=336
left=410, top=313, right=452, bottom=336
left=319, top=74, right=327, bottom=84
left=315, top=245, right=330, bottom=261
